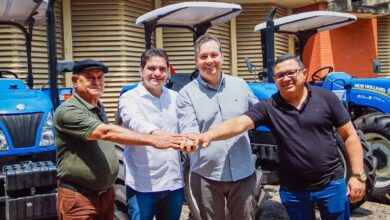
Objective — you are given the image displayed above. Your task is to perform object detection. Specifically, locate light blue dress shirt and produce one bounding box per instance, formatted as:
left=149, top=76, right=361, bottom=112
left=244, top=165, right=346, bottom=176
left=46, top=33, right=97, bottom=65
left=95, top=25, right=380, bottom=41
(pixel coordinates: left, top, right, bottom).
left=177, top=73, right=259, bottom=181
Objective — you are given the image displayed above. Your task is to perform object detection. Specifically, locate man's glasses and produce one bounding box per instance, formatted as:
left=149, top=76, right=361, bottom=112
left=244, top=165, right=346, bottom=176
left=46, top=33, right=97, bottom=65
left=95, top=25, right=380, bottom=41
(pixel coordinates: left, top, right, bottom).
left=273, top=69, right=302, bottom=81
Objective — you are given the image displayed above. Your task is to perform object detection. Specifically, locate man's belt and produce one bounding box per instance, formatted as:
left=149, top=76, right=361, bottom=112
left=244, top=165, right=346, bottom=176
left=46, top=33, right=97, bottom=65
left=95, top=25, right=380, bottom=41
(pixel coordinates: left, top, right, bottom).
left=58, top=180, right=109, bottom=196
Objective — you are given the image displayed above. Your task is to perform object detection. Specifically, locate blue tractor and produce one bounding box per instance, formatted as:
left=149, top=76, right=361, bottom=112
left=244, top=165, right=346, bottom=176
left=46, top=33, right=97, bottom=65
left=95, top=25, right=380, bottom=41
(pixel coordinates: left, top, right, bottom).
left=0, top=0, right=69, bottom=219
left=249, top=9, right=388, bottom=205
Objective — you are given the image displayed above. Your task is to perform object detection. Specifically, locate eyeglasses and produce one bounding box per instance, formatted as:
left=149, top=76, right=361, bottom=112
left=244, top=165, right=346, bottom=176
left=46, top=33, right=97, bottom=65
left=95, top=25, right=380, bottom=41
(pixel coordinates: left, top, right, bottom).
left=273, top=69, right=302, bottom=81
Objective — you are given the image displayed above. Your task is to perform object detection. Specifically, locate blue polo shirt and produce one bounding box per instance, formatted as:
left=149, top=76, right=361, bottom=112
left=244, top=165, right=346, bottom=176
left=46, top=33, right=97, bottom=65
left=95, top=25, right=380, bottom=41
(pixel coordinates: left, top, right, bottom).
left=245, top=84, right=350, bottom=191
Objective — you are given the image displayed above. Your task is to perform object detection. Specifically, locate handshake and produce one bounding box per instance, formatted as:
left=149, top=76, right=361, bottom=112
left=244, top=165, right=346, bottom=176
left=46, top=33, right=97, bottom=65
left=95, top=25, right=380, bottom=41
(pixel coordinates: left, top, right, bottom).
left=150, top=130, right=212, bottom=153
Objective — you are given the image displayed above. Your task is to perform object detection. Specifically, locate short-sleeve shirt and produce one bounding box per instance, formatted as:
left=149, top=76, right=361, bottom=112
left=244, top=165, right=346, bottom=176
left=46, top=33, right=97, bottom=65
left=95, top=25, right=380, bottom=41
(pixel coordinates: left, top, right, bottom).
left=244, top=84, right=350, bottom=191
left=177, top=73, right=259, bottom=181
left=54, top=94, right=119, bottom=191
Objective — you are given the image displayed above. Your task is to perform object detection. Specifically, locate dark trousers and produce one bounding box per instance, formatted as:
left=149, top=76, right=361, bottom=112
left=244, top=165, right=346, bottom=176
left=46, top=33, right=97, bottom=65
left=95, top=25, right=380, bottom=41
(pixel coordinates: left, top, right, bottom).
left=56, top=185, right=115, bottom=220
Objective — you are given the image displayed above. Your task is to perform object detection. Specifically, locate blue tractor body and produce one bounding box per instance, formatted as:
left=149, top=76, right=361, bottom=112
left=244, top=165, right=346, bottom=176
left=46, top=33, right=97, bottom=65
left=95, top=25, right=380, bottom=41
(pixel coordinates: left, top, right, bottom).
left=0, top=0, right=63, bottom=219
left=322, top=72, right=390, bottom=114
left=0, top=79, right=55, bottom=156
left=248, top=82, right=278, bottom=100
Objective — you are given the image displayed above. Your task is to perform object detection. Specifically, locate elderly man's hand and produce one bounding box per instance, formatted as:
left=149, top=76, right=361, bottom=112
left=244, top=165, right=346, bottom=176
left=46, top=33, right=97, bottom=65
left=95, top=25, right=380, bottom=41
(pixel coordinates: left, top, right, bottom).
left=151, top=132, right=185, bottom=150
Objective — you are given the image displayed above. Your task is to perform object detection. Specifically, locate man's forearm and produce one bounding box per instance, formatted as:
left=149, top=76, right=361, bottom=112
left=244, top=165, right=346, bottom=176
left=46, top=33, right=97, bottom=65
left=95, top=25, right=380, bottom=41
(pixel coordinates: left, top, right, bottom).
left=99, top=124, right=159, bottom=146
left=204, top=115, right=254, bottom=141
left=345, top=132, right=364, bottom=173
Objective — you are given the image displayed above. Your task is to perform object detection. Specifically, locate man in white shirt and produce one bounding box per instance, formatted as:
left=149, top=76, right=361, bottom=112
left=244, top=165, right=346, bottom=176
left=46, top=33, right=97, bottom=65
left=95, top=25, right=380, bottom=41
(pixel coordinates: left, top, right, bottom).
left=118, top=48, right=187, bottom=220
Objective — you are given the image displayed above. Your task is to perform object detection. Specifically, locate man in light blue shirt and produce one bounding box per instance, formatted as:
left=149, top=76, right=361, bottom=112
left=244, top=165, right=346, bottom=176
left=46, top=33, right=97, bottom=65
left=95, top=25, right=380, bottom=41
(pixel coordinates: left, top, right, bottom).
left=177, top=34, right=259, bottom=220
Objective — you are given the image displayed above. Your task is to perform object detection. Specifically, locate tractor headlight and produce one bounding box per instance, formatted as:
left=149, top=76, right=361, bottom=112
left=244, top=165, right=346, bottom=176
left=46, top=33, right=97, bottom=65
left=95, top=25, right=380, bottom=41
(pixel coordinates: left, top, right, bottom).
left=0, top=129, right=9, bottom=151
left=39, top=111, right=55, bottom=147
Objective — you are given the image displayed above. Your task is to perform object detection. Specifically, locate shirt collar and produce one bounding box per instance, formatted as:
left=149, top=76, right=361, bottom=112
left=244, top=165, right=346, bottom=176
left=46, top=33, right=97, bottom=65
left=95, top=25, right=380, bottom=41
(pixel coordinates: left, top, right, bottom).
left=72, top=93, right=103, bottom=111
left=197, top=72, right=226, bottom=90
left=273, top=83, right=312, bottom=111
left=137, top=81, right=168, bottom=98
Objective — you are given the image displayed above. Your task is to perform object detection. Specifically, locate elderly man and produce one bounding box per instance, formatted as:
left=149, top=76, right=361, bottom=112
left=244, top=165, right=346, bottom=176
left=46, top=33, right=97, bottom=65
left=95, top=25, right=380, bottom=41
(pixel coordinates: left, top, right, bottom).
left=54, top=59, right=188, bottom=219
left=198, top=54, right=366, bottom=220
left=177, top=34, right=259, bottom=219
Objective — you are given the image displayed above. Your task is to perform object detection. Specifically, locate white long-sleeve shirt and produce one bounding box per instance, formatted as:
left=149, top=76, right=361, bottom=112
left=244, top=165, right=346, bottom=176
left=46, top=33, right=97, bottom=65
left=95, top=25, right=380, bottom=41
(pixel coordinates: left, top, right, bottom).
left=118, top=82, right=184, bottom=192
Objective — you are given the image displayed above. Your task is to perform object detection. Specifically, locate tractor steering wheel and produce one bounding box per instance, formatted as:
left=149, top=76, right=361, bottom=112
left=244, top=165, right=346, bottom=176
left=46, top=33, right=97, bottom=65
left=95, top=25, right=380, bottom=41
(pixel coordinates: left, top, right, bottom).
left=0, top=69, right=19, bottom=78
left=311, top=66, right=333, bottom=82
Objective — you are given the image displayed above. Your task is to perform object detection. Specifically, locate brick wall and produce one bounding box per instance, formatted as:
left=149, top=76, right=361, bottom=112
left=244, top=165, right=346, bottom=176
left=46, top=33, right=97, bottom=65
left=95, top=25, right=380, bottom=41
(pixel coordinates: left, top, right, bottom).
left=295, top=3, right=378, bottom=79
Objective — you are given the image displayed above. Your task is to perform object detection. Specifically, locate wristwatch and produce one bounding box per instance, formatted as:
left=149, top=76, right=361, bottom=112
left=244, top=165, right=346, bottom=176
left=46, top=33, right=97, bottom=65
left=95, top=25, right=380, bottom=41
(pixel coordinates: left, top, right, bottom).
left=352, top=172, right=367, bottom=182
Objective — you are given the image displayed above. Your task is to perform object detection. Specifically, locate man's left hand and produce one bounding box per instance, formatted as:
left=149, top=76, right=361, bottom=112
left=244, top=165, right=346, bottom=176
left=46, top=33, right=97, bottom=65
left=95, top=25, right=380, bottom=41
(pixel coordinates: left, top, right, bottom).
left=347, top=177, right=366, bottom=203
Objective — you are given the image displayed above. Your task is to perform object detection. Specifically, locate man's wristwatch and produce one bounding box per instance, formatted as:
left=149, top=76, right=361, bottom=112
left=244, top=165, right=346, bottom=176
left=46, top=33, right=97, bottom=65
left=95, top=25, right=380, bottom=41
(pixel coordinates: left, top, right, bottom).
left=352, top=172, right=367, bottom=182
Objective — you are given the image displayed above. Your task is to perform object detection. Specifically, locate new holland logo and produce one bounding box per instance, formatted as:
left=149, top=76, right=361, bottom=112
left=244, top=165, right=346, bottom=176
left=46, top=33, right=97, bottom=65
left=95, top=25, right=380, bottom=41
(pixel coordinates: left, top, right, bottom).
left=387, top=88, right=390, bottom=96
left=16, top=104, right=25, bottom=111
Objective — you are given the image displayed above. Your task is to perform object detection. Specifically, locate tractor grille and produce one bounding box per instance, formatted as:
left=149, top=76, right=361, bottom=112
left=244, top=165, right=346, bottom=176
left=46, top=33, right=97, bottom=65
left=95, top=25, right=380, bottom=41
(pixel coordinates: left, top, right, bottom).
left=0, top=113, right=43, bottom=148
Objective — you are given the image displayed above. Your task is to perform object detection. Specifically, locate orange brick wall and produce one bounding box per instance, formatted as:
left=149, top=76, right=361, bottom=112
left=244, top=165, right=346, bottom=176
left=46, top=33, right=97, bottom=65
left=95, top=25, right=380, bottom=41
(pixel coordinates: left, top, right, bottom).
left=294, top=3, right=378, bottom=79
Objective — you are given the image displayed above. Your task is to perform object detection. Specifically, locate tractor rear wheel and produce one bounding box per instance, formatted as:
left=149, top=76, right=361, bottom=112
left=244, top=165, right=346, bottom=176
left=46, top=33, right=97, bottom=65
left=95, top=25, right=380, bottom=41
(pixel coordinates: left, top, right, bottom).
left=354, top=113, right=390, bottom=203
left=114, top=144, right=129, bottom=220
left=335, top=130, right=377, bottom=210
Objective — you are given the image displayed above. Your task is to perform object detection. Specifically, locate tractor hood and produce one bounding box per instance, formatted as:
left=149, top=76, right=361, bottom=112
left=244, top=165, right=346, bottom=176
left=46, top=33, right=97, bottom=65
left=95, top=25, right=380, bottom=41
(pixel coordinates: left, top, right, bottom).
left=0, top=89, right=52, bottom=114
left=248, top=82, right=278, bottom=100
left=0, top=0, right=48, bottom=26
left=0, top=79, right=27, bottom=90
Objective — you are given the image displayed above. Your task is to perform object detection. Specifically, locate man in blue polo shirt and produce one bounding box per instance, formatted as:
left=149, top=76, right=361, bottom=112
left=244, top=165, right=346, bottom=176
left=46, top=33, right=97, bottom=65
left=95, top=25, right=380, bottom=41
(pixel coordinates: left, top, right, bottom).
left=197, top=54, right=366, bottom=220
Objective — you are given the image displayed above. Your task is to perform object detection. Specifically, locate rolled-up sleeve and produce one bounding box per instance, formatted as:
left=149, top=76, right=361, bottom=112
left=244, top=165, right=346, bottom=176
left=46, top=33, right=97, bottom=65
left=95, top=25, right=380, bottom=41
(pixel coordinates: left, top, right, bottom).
left=176, top=90, right=200, bottom=134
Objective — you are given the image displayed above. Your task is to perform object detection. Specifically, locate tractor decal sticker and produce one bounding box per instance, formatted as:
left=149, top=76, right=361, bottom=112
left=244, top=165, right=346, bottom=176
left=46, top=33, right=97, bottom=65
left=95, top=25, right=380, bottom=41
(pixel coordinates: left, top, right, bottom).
left=352, top=88, right=390, bottom=99
left=354, top=84, right=386, bottom=93
left=355, top=94, right=386, bottom=103
left=332, top=90, right=346, bottom=102
left=353, top=84, right=390, bottom=99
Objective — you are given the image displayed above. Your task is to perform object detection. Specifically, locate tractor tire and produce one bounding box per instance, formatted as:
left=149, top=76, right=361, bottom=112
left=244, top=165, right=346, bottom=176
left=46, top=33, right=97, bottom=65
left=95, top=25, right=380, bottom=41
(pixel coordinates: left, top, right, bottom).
left=354, top=113, right=390, bottom=203
left=183, top=154, right=265, bottom=220
left=335, top=130, right=377, bottom=210
left=114, top=144, right=129, bottom=220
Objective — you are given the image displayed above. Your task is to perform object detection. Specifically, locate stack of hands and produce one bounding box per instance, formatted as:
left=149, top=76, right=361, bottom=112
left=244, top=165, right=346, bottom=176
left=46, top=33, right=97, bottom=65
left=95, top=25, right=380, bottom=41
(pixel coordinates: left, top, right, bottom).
left=151, top=131, right=211, bottom=153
